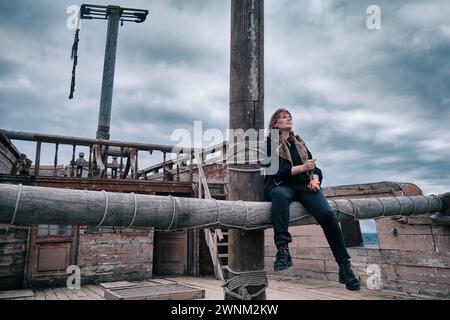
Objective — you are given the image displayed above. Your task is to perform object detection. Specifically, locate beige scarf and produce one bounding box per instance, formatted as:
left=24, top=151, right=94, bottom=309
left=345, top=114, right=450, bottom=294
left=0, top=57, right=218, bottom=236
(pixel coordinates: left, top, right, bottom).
left=276, top=133, right=309, bottom=165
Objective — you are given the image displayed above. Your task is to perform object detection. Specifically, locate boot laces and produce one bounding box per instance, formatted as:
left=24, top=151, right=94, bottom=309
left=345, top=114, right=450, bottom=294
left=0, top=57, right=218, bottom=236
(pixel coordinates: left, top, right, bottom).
left=340, top=261, right=356, bottom=279
left=276, top=246, right=290, bottom=264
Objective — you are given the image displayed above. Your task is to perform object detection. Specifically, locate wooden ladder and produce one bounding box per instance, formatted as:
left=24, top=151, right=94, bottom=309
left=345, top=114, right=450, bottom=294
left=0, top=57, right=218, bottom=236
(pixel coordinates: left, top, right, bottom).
left=195, top=150, right=228, bottom=281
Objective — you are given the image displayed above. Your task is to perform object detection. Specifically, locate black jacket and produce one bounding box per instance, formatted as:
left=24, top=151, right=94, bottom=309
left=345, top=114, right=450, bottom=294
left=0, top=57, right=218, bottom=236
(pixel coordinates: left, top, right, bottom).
left=263, top=136, right=323, bottom=197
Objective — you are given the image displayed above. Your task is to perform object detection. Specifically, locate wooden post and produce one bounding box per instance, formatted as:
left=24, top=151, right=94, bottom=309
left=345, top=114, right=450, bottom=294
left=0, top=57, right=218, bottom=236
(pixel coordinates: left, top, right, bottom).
left=71, top=145, right=76, bottom=177
left=34, top=141, right=41, bottom=176
left=227, top=0, right=265, bottom=300
left=53, top=143, right=59, bottom=177
left=96, top=6, right=121, bottom=141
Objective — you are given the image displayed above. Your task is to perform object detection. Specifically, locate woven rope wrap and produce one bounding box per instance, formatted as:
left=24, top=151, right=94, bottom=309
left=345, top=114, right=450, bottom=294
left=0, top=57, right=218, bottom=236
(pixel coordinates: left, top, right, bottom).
left=10, top=184, right=23, bottom=226
left=96, top=190, right=109, bottom=228
left=222, top=266, right=268, bottom=300
left=226, top=141, right=266, bottom=173
left=407, top=196, right=417, bottom=216
left=212, top=198, right=221, bottom=227
left=126, top=192, right=138, bottom=229
left=376, top=198, right=386, bottom=217
left=239, top=200, right=250, bottom=229
left=167, top=195, right=177, bottom=230
left=394, top=196, right=404, bottom=216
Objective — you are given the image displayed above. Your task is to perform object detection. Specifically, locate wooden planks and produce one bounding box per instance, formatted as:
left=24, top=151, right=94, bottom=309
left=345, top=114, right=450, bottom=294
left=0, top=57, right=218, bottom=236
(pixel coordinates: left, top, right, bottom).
left=5, top=276, right=440, bottom=300
left=104, top=283, right=205, bottom=300
left=0, top=289, right=34, bottom=300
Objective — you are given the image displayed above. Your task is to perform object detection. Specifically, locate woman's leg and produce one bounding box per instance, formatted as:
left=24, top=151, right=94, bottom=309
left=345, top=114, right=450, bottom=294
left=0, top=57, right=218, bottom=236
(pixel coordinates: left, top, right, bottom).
left=268, top=186, right=296, bottom=248
left=296, top=189, right=350, bottom=263
left=297, top=189, right=360, bottom=290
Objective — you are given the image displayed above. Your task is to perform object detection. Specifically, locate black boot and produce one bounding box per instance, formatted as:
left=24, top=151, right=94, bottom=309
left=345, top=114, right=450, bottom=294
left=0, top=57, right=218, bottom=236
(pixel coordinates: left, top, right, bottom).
left=338, top=260, right=360, bottom=291
left=274, top=244, right=292, bottom=272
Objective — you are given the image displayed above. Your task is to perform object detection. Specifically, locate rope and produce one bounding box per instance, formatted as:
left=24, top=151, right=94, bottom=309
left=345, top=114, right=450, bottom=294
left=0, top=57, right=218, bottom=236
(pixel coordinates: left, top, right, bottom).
left=212, top=198, right=221, bottom=225
left=376, top=198, right=386, bottom=217
left=222, top=266, right=268, bottom=300
left=329, top=198, right=352, bottom=220
left=424, top=195, right=432, bottom=214
left=10, top=184, right=23, bottom=226
left=95, top=191, right=109, bottom=228
left=429, top=194, right=444, bottom=211
left=393, top=197, right=404, bottom=216
left=406, top=196, right=417, bottom=216
left=347, top=198, right=358, bottom=219
left=167, top=195, right=177, bottom=230
left=239, top=200, right=250, bottom=229
left=69, top=27, right=80, bottom=99
left=125, top=193, right=138, bottom=229
left=226, top=141, right=266, bottom=173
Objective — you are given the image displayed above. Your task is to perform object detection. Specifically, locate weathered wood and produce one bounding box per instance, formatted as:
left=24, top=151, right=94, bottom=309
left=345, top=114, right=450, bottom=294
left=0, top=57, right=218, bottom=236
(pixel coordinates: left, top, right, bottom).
left=0, top=184, right=447, bottom=229
left=0, top=289, right=34, bottom=300
left=228, top=0, right=265, bottom=301
left=104, top=283, right=205, bottom=300
left=5, top=130, right=194, bottom=154
left=96, top=7, right=120, bottom=140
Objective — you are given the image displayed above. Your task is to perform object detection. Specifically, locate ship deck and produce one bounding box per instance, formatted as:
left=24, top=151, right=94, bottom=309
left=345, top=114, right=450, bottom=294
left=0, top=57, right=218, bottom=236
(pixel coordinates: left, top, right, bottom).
left=2, top=275, right=442, bottom=300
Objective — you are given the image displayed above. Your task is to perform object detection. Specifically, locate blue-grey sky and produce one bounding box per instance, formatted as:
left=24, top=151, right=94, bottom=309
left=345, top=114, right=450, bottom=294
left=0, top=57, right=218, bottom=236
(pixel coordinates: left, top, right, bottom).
left=1, top=0, right=449, bottom=218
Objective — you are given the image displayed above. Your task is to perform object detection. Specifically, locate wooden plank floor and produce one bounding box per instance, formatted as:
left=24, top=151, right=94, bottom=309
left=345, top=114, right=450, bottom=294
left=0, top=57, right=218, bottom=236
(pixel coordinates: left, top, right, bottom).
left=4, top=275, right=441, bottom=300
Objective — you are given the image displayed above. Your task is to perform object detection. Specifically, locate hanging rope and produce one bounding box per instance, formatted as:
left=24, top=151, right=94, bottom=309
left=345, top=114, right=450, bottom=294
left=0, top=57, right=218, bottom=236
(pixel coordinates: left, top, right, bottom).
left=69, top=23, right=80, bottom=100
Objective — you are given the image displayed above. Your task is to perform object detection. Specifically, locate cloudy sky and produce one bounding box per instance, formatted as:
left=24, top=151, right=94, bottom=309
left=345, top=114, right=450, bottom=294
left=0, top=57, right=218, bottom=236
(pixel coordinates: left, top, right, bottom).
left=1, top=0, right=449, bottom=209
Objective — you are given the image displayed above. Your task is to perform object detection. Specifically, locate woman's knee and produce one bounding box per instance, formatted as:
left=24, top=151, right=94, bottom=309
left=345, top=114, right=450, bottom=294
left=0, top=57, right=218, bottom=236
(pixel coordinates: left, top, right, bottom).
left=316, top=210, right=338, bottom=225
left=271, top=187, right=294, bottom=201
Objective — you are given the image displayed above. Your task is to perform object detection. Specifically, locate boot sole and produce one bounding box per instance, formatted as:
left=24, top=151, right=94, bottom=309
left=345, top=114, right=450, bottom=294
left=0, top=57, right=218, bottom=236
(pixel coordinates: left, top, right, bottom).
left=340, top=279, right=361, bottom=291
left=274, top=260, right=293, bottom=272
left=346, top=284, right=361, bottom=291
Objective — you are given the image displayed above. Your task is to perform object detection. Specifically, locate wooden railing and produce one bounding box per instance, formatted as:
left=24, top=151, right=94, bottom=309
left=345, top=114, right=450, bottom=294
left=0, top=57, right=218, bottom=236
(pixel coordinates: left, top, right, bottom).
left=137, top=141, right=227, bottom=181
left=4, top=130, right=201, bottom=182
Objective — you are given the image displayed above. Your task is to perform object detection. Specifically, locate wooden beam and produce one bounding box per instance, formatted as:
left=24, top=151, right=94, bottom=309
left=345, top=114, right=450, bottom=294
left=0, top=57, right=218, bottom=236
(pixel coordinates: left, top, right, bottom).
left=0, top=184, right=446, bottom=229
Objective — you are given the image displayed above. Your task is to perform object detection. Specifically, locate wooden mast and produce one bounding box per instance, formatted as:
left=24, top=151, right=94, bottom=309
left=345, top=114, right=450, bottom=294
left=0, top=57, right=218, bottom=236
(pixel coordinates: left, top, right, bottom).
left=227, top=0, right=265, bottom=300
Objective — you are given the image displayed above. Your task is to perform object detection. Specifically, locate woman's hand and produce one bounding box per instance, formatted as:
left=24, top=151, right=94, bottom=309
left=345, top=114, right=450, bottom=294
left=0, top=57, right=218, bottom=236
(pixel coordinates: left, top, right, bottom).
left=302, top=159, right=316, bottom=172
left=308, top=177, right=321, bottom=192
left=291, top=159, right=317, bottom=176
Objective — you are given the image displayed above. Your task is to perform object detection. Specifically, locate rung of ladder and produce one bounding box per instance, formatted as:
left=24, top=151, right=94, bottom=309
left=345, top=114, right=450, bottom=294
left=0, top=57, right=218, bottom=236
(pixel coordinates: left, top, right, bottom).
left=218, top=254, right=228, bottom=258
left=216, top=242, right=228, bottom=246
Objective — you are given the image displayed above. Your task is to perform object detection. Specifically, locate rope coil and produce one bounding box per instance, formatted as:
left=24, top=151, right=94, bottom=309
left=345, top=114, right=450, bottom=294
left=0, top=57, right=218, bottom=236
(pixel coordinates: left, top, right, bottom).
left=222, top=266, right=268, bottom=300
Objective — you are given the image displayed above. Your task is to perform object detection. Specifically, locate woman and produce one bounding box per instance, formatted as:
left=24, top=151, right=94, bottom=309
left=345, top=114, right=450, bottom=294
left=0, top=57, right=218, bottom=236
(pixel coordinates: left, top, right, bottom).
left=264, top=108, right=360, bottom=291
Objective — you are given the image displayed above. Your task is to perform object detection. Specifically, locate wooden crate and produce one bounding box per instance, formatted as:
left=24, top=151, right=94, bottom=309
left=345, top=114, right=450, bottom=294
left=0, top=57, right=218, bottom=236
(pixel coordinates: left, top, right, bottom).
left=104, top=283, right=205, bottom=300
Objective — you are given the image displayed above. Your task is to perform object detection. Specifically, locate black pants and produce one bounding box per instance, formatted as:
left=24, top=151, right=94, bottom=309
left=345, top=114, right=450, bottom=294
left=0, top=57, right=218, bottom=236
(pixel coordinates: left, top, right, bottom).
left=266, top=185, right=351, bottom=263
